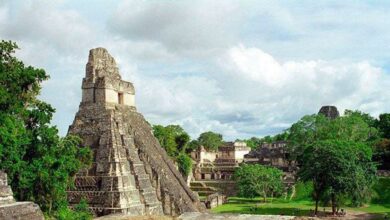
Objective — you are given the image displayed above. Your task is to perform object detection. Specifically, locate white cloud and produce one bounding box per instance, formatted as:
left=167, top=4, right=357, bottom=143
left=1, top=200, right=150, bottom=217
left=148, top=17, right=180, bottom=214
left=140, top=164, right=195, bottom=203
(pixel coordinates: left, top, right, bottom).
left=1, top=1, right=95, bottom=55
left=109, top=0, right=242, bottom=56
left=224, top=45, right=284, bottom=87
left=118, top=44, right=390, bottom=140
left=1, top=0, right=390, bottom=141
left=211, top=45, right=390, bottom=138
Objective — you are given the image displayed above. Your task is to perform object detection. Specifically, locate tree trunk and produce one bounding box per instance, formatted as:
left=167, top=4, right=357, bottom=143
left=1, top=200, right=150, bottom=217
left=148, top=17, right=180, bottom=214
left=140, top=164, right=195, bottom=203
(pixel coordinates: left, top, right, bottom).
left=315, top=198, right=319, bottom=215
left=49, top=199, right=52, bottom=215
left=331, top=194, right=336, bottom=215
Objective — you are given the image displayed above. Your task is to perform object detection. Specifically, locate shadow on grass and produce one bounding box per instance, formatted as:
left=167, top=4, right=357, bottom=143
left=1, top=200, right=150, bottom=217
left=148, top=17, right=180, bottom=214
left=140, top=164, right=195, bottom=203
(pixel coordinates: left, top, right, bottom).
left=215, top=197, right=390, bottom=217
left=217, top=206, right=312, bottom=216
left=227, top=198, right=262, bottom=204
left=227, top=197, right=311, bottom=204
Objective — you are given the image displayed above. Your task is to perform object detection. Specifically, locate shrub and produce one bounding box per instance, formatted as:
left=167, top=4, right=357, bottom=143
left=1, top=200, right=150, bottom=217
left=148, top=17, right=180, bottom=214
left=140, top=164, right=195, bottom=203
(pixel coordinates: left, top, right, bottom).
left=177, top=153, right=192, bottom=177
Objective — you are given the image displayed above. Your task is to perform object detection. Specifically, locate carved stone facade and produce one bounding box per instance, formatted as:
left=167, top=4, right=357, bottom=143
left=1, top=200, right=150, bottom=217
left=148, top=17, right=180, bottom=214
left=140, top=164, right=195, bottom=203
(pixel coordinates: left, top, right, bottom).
left=67, top=48, right=204, bottom=217
left=190, top=142, right=250, bottom=197
left=244, top=141, right=291, bottom=171
left=0, top=171, right=44, bottom=219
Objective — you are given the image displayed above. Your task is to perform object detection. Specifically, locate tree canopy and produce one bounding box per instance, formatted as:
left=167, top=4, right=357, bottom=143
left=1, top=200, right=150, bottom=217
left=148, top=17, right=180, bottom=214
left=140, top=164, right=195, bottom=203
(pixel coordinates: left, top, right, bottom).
left=152, top=124, right=192, bottom=177
left=0, top=40, right=92, bottom=218
left=287, top=110, right=377, bottom=214
left=237, top=132, right=289, bottom=150
left=197, top=131, right=223, bottom=151
left=298, top=140, right=376, bottom=214
left=234, top=164, right=283, bottom=202
left=153, top=124, right=190, bottom=157
left=378, top=113, right=390, bottom=139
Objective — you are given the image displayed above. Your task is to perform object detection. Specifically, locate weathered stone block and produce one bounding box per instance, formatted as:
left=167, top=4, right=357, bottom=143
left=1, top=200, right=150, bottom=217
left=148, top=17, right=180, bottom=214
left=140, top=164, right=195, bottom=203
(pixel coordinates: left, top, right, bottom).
left=0, top=171, right=44, bottom=219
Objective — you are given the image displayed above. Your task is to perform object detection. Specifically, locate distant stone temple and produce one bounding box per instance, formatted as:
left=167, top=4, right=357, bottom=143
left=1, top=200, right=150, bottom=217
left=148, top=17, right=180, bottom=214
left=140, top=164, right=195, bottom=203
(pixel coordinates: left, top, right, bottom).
left=0, top=171, right=44, bottom=219
left=244, top=141, right=295, bottom=186
left=189, top=141, right=250, bottom=196
left=67, top=48, right=204, bottom=216
left=244, top=141, right=290, bottom=170
left=190, top=105, right=341, bottom=203
left=318, top=105, right=339, bottom=119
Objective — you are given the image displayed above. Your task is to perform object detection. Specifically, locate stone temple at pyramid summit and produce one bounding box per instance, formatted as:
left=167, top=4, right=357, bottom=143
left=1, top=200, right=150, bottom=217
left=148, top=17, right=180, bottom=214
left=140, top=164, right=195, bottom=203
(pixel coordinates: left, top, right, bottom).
left=66, top=48, right=205, bottom=217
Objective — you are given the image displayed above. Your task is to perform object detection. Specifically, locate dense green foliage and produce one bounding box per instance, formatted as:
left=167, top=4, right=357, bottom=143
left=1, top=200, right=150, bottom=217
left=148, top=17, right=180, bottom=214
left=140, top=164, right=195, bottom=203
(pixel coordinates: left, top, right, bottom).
left=371, top=177, right=390, bottom=205
left=198, top=131, right=223, bottom=151
left=152, top=124, right=192, bottom=177
left=153, top=124, right=189, bottom=157
left=55, top=199, right=92, bottom=220
left=374, top=113, right=390, bottom=169
left=374, top=139, right=390, bottom=170
left=291, top=181, right=314, bottom=201
left=176, top=153, right=192, bottom=177
left=234, top=164, right=283, bottom=202
left=0, top=40, right=92, bottom=217
left=287, top=111, right=377, bottom=214
left=378, top=113, right=390, bottom=139
left=237, top=132, right=288, bottom=150
left=299, top=140, right=376, bottom=212
left=186, top=139, right=200, bottom=153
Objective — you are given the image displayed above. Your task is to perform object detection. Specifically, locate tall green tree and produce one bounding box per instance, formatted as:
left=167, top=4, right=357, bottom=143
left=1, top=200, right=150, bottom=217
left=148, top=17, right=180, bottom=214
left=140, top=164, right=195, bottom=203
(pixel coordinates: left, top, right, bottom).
left=152, top=124, right=192, bottom=177
left=298, top=140, right=376, bottom=214
left=176, top=153, right=192, bottom=177
left=378, top=113, right=390, bottom=139
left=186, top=140, right=200, bottom=153
left=234, top=164, right=284, bottom=202
left=287, top=110, right=377, bottom=215
left=152, top=124, right=190, bottom=157
left=0, top=40, right=92, bottom=216
left=197, top=131, right=223, bottom=151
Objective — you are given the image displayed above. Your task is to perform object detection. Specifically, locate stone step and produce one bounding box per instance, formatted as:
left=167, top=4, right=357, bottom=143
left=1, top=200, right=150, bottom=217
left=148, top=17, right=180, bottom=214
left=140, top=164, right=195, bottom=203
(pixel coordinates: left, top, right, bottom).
left=0, top=202, right=44, bottom=220
left=0, top=195, right=15, bottom=205
left=137, top=178, right=153, bottom=190
left=133, top=165, right=147, bottom=175
left=145, top=203, right=164, bottom=215
left=142, top=191, right=160, bottom=204
left=139, top=187, right=155, bottom=194
left=125, top=204, right=145, bottom=216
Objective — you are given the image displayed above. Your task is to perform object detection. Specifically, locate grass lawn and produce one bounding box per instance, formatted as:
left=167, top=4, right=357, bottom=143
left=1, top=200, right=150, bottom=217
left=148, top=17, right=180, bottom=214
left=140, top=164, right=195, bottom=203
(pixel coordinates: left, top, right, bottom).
left=211, top=197, right=390, bottom=217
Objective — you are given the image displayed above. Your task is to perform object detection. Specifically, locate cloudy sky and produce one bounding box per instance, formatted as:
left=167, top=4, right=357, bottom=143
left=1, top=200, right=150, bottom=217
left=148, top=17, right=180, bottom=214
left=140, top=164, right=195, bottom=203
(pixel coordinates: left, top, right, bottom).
left=1, top=0, right=390, bottom=140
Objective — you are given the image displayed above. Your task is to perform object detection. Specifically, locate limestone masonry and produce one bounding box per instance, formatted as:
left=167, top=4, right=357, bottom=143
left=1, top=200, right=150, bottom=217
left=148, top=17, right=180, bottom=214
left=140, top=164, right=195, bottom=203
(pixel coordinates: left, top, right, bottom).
left=0, top=171, right=44, bottom=219
left=67, top=48, right=204, bottom=216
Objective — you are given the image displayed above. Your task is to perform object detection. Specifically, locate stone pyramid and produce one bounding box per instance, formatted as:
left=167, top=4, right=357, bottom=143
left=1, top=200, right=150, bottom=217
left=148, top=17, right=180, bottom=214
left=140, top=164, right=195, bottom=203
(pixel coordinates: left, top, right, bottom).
left=67, top=48, right=204, bottom=216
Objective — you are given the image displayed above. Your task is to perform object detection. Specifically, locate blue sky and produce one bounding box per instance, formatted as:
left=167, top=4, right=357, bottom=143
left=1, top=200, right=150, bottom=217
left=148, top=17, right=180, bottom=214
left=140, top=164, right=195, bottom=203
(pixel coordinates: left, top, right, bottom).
left=1, top=0, right=390, bottom=140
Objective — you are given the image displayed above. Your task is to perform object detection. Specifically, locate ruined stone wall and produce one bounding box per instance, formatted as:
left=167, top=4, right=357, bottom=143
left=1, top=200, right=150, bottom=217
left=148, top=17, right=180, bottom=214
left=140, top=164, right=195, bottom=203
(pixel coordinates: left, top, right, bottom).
left=200, top=150, right=217, bottom=163
left=234, top=149, right=251, bottom=163
left=0, top=171, right=44, bottom=219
